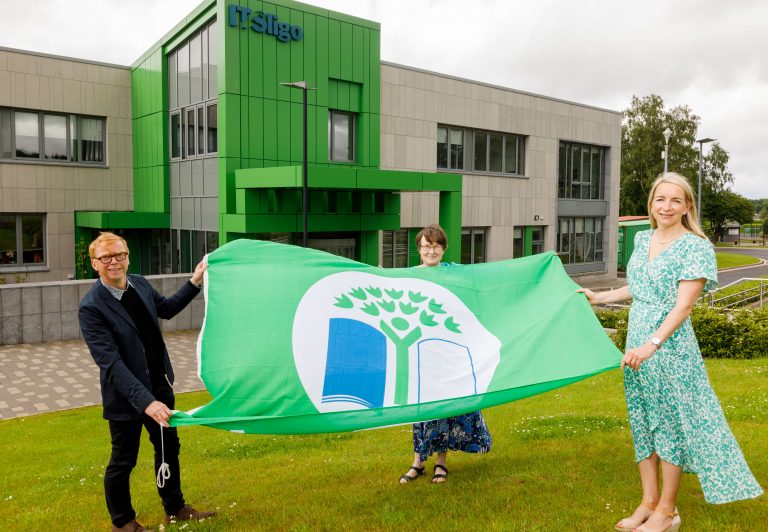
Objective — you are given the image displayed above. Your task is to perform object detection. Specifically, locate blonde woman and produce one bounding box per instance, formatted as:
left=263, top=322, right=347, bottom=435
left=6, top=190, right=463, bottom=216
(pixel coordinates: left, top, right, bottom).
left=579, top=173, right=762, bottom=531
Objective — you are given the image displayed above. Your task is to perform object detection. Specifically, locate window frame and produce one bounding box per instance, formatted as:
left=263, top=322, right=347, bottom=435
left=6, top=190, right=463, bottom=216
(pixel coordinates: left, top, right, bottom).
left=461, top=227, right=487, bottom=264
left=0, top=107, right=106, bottom=166
left=381, top=229, right=410, bottom=268
left=0, top=213, right=47, bottom=270
left=328, top=109, right=355, bottom=163
left=167, top=18, right=218, bottom=161
left=558, top=141, right=605, bottom=200
left=556, top=216, right=605, bottom=265
left=436, top=124, right=525, bottom=176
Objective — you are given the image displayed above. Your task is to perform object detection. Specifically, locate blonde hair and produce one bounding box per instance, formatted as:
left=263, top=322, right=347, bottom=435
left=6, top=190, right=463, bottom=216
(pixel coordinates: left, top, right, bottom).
left=88, top=232, right=129, bottom=259
left=647, top=172, right=707, bottom=239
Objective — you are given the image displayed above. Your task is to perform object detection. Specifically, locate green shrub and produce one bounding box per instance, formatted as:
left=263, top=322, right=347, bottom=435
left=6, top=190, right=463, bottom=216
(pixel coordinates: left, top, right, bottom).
left=593, top=306, right=768, bottom=359
left=595, top=308, right=628, bottom=350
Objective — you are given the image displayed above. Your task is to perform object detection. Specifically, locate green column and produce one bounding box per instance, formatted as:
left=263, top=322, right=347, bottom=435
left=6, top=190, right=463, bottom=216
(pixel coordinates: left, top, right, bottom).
left=439, top=190, right=462, bottom=263
left=359, top=230, right=379, bottom=266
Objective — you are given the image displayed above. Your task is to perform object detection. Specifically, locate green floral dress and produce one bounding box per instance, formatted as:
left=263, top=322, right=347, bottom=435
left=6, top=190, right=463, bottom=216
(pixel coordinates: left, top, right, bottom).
left=625, top=230, right=763, bottom=504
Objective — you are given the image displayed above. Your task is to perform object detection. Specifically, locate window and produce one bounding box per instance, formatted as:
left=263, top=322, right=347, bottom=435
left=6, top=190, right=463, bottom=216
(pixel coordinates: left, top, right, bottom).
left=329, top=110, right=354, bottom=162
left=436, top=126, right=464, bottom=170
left=558, top=141, right=605, bottom=199
left=168, top=18, right=217, bottom=160
left=0, top=107, right=105, bottom=164
left=531, top=227, right=544, bottom=255
left=0, top=214, right=45, bottom=267
left=44, top=114, right=67, bottom=160
left=170, top=228, right=218, bottom=273
left=15, top=112, right=39, bottom=158
left=557, top=217, right=604, bottom=264
left=382, top=229, right=409, bottom=268
left=186, top=108, right=196, bottom=157
left=197, top=106, right=205, bottom=155
left=80, top=117, right=104, bottom=162
left=206, top=103, right=217, bottom=153
left=513, top=227, right=524, bottom=258
left=436, top=124, right=524, bottom=175
left=170, top=112, right=181, bottom=159
left=461, top=228, right=486, bottom=264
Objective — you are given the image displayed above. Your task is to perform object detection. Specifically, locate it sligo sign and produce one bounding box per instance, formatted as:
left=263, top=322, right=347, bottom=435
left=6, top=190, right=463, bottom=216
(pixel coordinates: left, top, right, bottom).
left=228, top=4, right=303, bottom=43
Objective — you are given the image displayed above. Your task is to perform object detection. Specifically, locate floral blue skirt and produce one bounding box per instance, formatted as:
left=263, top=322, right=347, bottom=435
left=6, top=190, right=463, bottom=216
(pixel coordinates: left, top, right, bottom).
left=412, top=411, right=492, bottom=462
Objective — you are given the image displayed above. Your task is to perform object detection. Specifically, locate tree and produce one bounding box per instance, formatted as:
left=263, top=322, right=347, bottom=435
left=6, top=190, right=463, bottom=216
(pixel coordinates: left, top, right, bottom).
left=620, top=95, right=700, bottom=215
left=702, top=190, right=755, bottom=241
left=334, top=285, right=461, bottom=405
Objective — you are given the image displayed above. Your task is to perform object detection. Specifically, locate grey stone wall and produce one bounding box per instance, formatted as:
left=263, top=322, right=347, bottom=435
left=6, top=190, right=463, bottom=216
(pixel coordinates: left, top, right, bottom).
left=0, top=274, right=203, bottom=345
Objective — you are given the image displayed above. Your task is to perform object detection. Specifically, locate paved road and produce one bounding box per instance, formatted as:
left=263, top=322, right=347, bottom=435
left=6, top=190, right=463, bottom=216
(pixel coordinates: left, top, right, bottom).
left=716, top=246, right=768, bottom=286
left=0, top=330, right=204, bottom=419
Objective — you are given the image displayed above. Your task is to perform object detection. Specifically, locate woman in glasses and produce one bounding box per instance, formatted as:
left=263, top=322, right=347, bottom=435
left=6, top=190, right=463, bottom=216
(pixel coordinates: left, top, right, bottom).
left=399, top=224, right=492, bottom=484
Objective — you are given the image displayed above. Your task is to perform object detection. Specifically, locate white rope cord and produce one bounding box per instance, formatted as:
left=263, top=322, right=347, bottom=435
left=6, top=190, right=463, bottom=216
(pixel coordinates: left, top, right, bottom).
left=156, top=425, right=171, bottom=488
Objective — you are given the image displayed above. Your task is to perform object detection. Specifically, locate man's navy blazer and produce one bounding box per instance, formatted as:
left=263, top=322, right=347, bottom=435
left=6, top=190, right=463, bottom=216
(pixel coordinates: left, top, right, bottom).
left=79, top=274, right=200, bottom=420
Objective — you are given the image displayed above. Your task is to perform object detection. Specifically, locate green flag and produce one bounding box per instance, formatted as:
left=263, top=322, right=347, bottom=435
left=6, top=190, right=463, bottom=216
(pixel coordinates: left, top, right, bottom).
left=172, top=239, right=621, bottom=433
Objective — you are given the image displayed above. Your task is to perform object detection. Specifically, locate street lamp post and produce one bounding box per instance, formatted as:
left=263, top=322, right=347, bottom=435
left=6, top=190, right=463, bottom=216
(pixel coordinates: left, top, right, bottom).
left=696, top=137, right=716, bottom=225
left=663, top=127, right=672, bottom=173
left=279, top=81, right=315, bottom=247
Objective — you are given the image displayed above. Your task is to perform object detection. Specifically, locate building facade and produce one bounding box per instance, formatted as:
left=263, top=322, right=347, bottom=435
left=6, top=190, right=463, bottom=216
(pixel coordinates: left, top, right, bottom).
left=0, top=0, right=621, bottom=286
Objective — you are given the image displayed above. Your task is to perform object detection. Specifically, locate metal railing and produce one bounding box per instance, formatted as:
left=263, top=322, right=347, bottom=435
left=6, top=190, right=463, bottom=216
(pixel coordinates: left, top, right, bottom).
left=699, top=278, right=767, bottom=309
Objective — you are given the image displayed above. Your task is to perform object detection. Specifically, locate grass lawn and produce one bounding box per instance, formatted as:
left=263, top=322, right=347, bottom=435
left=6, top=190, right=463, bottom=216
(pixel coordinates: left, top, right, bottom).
left=1, top=360, right=766, bottom=531
left=716, top=252, right=761, bottom=269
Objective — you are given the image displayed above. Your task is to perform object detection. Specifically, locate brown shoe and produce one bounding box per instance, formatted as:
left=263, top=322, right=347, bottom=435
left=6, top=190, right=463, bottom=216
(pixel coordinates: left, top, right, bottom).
left=111, top=519, right=154, bottom=532
left=166, top=504, right=216, bottom=523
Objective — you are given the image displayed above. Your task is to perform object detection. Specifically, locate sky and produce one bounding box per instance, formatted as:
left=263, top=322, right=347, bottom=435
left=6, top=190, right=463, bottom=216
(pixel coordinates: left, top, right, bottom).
left=1, top=0, right=765, bottom=199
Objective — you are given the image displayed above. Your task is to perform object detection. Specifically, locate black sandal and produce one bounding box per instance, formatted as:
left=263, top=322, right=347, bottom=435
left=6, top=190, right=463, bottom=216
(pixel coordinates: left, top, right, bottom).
left=432, top=464, right=449, bottom=483
left=399, top=466, right=425, bottom=483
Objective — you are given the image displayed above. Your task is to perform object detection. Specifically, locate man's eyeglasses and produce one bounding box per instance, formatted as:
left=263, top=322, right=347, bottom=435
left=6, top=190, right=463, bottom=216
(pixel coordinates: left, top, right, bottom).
left=419, top=244, right=443, bottom=252
left=96, top=252, right=128, bottom=264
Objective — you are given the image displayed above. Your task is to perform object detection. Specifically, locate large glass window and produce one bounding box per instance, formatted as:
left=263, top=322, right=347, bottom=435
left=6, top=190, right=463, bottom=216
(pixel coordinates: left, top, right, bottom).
left=43, top=114, right=67, bottom=160
left=513, top=227, right=524, bottom=258
left=186, top=108, right=196, bottom=157
left=473, top=132, right=487, bottom=171
left=0, top=108, right=12, bottom=158
left=197, top=106, right=205, bottom=155
left=558, top=141, right=605, bottom=199
left=557, top=216, right=604, bottom=264
left=0, top=214, right=45, bottom=267
left=206, top=103, right=217, bottom=153
left=329, top=110, right=354, bottom=162
left=14, top=111, right=39, bottom=158
left=167, top=18, right=217, bottom=161
left=436, top=124, right=524, bottom=175
left=208, top=20, right=217, bottom=98
left=170, top=112, right=181, bottom=159
left=80, top=117, right=104, bottom=163
left=436, top=126, right=464, bottom=170
left=190, top=34, right=202, bottom=104
left=177, top=43, right=190, bottom=108
left=461, top=228, right=486, bottom=264
left=170, top=228, right=218, bottom=273
left=0, top=108, right=104, bottom=164
left=382, top=229, right=409, bottom=268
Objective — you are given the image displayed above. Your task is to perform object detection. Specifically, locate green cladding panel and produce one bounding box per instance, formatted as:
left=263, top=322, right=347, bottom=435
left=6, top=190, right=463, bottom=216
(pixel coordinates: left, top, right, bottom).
left=95, top=0, right=462, bottom=254
left=217, top=0, right=390, bottom=243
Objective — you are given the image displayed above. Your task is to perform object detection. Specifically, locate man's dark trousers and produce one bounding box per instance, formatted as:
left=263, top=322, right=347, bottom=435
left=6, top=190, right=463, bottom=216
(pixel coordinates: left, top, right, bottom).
left=104, top=385, right=184, bottom=526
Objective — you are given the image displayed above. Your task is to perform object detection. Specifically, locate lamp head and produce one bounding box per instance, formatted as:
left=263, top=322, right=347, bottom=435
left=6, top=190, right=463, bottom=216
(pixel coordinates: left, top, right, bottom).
left=696, top=137, right=717, bottom=145
left=280, top=81, right=308, bottom=89
left=663, top=127, right=672, bottom=143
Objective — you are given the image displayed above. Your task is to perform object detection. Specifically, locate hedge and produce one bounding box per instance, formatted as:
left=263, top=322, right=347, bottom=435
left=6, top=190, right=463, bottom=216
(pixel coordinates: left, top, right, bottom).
left=594, top=306, right=768, bottom=359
